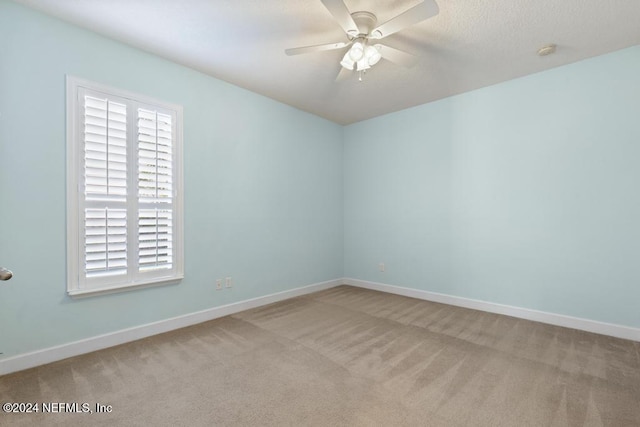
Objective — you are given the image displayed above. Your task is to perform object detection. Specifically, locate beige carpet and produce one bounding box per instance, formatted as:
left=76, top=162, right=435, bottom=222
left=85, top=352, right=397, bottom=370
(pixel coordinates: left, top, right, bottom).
left=1, top=285, right=639, bottom=426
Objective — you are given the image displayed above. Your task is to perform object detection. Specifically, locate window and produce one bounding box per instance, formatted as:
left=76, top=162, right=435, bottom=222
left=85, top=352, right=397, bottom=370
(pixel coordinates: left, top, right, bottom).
left=66, top=76, right=183, bottom=296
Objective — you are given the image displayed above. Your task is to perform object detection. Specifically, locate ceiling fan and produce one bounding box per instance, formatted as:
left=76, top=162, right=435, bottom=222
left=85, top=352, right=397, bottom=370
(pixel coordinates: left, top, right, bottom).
left=285, top=0, right=439, bottom=81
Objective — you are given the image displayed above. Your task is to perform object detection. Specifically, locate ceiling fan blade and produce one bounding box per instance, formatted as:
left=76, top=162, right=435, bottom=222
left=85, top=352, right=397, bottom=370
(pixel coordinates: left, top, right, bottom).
left=369, top=0, right=439, bottom=39
left=375, top=44, right=419, bottom=68
left=335, top=67, right=354, bottom=82
left=321, top=0, right=359, bottom=35
left=285, top=41, right=350, bottom=56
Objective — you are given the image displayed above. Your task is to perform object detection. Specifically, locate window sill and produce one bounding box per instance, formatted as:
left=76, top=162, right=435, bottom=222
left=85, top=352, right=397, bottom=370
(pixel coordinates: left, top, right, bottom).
left=67, top=275, right=183, bottom=298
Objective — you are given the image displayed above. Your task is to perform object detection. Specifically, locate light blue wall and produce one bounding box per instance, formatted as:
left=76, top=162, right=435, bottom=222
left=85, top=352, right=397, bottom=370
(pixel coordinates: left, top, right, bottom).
left=0, top=1, right=343, bottom=359
left=1, top=0, right=638, bottom=362
left=344, top=46, right=640, bottom=328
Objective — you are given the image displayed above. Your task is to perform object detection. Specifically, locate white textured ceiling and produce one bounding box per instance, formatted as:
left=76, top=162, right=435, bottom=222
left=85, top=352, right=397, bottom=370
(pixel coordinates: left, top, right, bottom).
left=14, top=0, right=640, bottom=124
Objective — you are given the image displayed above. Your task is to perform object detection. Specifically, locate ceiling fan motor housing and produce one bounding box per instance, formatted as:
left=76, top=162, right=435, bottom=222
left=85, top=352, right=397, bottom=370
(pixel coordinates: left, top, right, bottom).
left=350, top=11, right=378, bottom=37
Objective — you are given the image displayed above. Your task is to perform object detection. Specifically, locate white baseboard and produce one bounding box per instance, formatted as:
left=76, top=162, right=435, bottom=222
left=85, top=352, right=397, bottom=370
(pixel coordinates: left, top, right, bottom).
left=343, top=278, right=640, bottom=342
left=0, top=279, right=342, bottom=376
left=3, top=277, right=637, bottom=376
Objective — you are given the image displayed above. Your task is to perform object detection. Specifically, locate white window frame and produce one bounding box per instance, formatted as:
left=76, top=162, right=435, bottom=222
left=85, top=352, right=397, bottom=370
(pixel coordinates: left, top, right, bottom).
left=66, top=76, right=184, bottom=297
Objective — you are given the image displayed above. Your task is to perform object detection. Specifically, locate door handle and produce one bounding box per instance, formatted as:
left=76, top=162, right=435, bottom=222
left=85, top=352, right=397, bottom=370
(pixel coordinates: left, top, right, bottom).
left=0, top=267, right=12, bottom=281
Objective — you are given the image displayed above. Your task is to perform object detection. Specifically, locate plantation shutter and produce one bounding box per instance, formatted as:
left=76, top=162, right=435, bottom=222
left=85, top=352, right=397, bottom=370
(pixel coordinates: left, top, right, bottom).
left=137, top=108, right=174, bottom=272
left=69, top=77, right=183, bottom=296
left=82, top=94, right=128, bottom=279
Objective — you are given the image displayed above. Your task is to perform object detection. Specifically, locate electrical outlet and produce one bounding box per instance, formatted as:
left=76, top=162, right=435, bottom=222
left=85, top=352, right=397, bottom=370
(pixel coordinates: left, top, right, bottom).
left=225, top=277, right=233, bottom=288
left=379, top=263, right=385, bottom=272
left=216, top=279, right=223, bottom=290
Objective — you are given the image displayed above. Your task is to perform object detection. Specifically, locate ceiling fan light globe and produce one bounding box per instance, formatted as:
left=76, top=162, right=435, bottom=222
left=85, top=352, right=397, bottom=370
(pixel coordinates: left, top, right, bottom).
left=365, top=45, right=381, bottom=66
left=356, top=58, right=370, bottom=71
left=341, top=52, right=355, bottom=70
left=341, top=60, right=355, bottom=70
left=349, top=42, right=365, bottom=61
